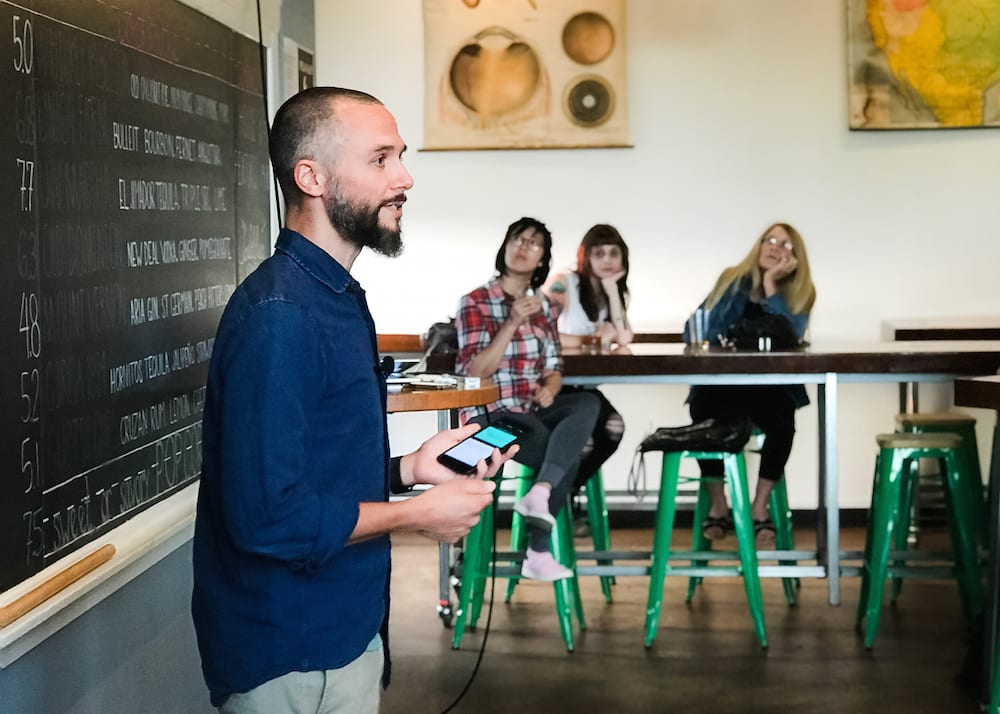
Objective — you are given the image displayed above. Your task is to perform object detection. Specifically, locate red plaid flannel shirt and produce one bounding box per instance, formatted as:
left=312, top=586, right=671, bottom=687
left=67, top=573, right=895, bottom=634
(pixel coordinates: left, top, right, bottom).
left=455, top=278, right=562, bottom=423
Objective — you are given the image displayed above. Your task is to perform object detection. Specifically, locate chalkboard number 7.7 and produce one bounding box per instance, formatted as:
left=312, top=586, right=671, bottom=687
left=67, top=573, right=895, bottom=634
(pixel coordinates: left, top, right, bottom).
left=19, top=292, right=41, bottom=358
left=17, top=157, right=34, bottom=211
left=13, top=15, right=33, bottom=74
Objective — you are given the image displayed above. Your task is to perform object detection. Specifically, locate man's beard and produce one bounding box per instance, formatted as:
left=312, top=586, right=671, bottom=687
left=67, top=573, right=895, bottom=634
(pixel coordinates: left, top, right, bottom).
left=325, top=187, right=404, bottom=258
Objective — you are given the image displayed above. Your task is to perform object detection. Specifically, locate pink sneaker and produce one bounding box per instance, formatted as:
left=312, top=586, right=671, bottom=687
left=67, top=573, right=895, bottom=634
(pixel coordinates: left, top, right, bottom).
left=513, top=484, right=556, bottom=531
left=521, top=548, right=573, bottom=582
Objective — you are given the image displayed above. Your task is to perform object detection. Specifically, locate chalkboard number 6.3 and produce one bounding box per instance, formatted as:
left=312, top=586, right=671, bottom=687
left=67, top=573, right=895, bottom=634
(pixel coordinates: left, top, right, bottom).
left=13, top=15, right=33, bottom=74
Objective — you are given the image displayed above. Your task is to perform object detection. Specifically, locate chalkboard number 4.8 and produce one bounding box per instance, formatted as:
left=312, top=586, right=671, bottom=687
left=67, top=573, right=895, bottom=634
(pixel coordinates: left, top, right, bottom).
left=19, top=292, right=41, bottom=358
left=13, top=15, right=33, bottom=74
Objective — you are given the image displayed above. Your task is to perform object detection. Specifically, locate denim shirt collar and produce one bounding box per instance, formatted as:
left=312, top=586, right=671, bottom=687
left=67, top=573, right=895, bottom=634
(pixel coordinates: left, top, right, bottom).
left=274, top=228, right=359, bottom=295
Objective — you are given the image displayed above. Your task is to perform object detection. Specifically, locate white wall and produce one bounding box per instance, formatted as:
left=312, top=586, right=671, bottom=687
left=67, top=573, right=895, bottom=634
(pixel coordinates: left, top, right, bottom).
left=315, top=0, right=1000, bottom=508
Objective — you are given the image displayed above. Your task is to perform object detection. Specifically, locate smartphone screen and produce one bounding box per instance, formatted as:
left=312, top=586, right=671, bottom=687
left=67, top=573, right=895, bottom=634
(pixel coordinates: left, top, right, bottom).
left=473, top=426, right=518, bottom=450
left=438, top=425, right=518, bottom=473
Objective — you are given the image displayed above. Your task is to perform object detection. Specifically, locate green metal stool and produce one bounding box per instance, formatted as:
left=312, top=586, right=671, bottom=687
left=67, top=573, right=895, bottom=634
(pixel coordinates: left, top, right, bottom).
left=895, top=411, right=986, bottom=548
left=645, top=449, right=768, bottom=649
left=507, top=466, right=615, bottom=603
left=855, top=432, right=985, bottom=649
left=451, top=464, right=585, bottom=652
left=686, top=475, right=798, bottom=606
left=686, top=428, right=799, bottom=604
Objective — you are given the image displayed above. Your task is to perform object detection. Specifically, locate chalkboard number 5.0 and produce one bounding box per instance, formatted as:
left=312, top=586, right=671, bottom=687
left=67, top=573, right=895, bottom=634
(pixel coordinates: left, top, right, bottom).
left=12, top=15, right=33, bottom=74
left=19, top=292, right=41, bottom=358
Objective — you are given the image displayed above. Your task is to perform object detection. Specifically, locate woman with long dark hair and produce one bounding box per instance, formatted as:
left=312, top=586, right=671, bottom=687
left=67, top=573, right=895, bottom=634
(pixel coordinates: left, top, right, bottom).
left=455, top=217, right=600, bottom=581
left=543, top=224, right=632, bottom=519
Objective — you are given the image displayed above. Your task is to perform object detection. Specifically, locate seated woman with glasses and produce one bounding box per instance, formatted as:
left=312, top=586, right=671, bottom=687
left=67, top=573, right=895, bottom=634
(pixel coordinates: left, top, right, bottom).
left=683, top=222, right=817, bottom=547
left=455, top=217, right=600, bottom=581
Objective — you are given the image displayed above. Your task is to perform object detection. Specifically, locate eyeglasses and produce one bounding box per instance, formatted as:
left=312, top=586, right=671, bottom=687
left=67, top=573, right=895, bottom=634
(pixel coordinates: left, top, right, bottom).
left=510, top=235, right=544, bottom=252
left=762, top=235, right=794, bottom=252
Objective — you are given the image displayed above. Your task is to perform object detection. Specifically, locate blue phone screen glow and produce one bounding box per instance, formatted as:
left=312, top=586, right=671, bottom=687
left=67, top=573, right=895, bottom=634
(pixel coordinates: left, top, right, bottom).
left=475, top=426, right=517, bottom=449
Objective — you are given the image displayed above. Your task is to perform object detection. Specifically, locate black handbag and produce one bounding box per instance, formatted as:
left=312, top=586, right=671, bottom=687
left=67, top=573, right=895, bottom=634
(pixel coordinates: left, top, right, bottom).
left=627, top=417, right=754, bottom=500
left=724, top=312, right=802, bottom=350
left=637, top=417, right=754, bottom=454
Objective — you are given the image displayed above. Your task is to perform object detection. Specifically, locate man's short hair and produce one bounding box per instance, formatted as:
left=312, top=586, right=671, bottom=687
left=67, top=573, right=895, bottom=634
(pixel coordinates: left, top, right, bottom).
left=268, top=87, right=382, bottom=205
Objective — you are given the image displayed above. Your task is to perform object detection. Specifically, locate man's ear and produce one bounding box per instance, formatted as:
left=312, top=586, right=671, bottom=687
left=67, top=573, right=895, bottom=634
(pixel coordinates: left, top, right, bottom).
left=292, top=159, right=327, bottom=198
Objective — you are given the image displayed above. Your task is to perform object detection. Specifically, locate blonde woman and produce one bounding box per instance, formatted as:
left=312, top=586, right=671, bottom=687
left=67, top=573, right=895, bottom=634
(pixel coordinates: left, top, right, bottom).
left=684, top=222, right=816, bottom=547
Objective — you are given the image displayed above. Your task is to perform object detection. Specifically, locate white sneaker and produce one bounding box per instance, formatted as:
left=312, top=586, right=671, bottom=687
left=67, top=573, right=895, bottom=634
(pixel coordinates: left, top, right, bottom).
left=521, top=549, right=573, bottom=582
left=513, top=485, right=556, bottom=531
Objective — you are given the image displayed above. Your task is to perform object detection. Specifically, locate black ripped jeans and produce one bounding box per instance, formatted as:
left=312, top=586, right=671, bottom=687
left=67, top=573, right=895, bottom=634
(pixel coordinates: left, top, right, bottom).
left=471, top=390, right=600, bottom=552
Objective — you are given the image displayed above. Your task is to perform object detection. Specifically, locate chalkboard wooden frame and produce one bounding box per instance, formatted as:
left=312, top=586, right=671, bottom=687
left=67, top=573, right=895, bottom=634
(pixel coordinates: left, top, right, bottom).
left=0, top=0, right=271, bottom=610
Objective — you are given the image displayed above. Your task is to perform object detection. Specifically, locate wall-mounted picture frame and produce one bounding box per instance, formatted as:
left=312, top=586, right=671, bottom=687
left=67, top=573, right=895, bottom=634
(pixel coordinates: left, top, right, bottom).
left=422, top=0, right=630, bottom=150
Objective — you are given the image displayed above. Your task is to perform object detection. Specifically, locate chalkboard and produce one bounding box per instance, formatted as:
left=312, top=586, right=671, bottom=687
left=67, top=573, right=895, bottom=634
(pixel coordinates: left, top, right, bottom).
left=0, top=0, right=270, bottom=593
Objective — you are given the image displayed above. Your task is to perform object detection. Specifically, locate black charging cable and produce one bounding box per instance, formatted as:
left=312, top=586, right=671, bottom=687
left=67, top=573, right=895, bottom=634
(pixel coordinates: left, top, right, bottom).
left=438, top=487, right=502, bottom=713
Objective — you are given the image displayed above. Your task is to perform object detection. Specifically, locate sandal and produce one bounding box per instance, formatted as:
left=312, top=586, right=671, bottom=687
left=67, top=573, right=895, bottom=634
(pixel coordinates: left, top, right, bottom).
left=702, top=515, right=733, bottom=541
left=754, top=518, right=777, bottom=548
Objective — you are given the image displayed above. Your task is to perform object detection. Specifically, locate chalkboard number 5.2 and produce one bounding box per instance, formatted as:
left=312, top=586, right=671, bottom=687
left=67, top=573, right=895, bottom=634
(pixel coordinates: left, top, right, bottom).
left=19, top=292, right=41, bottom=358
left=12, top=15, right=33, bottom=74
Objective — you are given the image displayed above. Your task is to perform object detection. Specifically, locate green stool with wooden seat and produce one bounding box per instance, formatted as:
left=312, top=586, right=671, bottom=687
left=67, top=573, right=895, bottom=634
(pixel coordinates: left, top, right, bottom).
left=856, top=432, right=985, bottom=649
left=506, top=465, right=615, bottom=603
left=451, top=464, right=585, bottom=652
left=645, top=448, right=768, bottom=649
left=686, top=427, right=799, bottom=604
left=895, top=411, right=986, bottom=547
left=686, top=475, right=798, bottom=606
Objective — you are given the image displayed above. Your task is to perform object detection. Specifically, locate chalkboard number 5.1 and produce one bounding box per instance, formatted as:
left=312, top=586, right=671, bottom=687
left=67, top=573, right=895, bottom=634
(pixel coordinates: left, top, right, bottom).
left=12, top=15, right=33, bottom=74
left=21, top=437, right=40, bottom=494
left=19, top=292, right=41, bottom=358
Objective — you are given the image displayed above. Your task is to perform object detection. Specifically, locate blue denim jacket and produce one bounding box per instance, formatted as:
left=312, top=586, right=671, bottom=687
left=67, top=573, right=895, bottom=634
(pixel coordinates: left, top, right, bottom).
left=684, top=277, right=811, bottom=408
left=192, top=228, right=390, bottom=706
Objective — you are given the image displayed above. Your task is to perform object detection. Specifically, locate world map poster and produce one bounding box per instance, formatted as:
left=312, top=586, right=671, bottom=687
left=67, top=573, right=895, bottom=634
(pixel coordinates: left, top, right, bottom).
left=847, top=0, right=1000, bottom=129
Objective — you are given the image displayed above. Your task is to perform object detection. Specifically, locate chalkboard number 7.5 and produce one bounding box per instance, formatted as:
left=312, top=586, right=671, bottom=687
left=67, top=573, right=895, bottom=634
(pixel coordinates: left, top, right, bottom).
left=13, top=15, right=33, bottom=74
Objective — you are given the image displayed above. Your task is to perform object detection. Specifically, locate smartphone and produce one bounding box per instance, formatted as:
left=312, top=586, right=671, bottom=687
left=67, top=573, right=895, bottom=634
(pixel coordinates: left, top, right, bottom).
left=437, top=425, right=519, bottom=475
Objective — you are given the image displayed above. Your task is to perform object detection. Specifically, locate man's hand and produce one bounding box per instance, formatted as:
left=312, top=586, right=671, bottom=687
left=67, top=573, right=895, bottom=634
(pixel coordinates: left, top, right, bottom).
left=400, top=424, right=520, bottom=487
left=406, top=478, right=497, bottom=543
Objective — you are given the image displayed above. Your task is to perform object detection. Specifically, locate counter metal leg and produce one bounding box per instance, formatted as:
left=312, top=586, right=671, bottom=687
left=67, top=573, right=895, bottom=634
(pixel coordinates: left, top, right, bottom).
left=821, top=373, right=840, bottom=605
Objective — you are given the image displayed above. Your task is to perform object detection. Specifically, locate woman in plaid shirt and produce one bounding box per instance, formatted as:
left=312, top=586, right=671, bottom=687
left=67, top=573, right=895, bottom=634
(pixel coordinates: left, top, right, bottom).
left=455, top=217, right=600, bottom=581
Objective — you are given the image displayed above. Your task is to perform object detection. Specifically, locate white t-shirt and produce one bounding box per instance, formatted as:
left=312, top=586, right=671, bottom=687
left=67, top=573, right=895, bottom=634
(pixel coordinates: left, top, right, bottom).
left=556, top=271, right=608, bottom=336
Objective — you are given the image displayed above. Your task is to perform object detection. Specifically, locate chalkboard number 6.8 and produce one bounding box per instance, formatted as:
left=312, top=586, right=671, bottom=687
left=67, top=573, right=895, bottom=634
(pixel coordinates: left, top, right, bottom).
left=13, top=15, right=33, bottom=74
left=19, top=292, right=41, bottom=358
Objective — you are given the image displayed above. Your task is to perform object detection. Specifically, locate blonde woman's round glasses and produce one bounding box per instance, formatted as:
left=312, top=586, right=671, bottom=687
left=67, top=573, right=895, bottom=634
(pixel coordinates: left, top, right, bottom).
left=762, top=235, right=794, bottom=252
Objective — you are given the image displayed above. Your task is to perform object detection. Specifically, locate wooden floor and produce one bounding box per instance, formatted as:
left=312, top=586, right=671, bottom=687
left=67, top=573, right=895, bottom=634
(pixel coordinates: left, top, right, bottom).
left=382, top=527, right=982, bottom=714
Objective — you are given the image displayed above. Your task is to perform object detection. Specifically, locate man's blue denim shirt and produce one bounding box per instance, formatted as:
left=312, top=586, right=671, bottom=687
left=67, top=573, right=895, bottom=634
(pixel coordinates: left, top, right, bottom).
left=192, top=228, right=390, bottom=706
